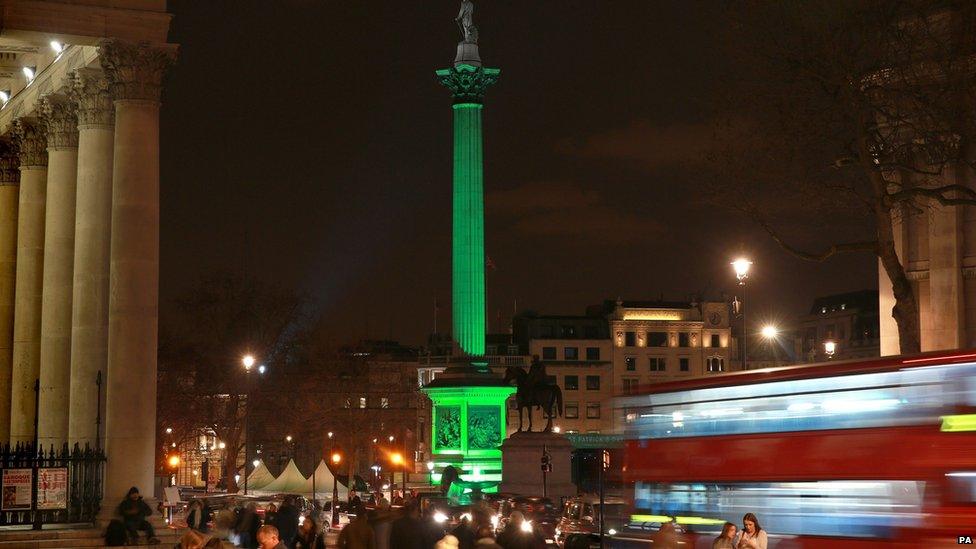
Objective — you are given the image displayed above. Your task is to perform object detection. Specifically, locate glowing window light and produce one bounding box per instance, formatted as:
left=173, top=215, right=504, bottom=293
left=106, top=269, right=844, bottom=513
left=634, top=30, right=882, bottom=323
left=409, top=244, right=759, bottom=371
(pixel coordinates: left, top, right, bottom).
left=822, top=398, right=899, bottom=413
left=787, top=402, right=816, bottom=413
left=22, top=67, right=35, bottom=83
left=0, top=91, right=8, bottom=103
left=50, top=41, right=64, bottom=55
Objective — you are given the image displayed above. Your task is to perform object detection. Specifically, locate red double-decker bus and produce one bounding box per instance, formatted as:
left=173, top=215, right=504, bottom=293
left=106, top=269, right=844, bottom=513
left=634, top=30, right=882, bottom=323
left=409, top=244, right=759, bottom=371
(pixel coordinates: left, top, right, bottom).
left=617, top=350, right=976, bottom=548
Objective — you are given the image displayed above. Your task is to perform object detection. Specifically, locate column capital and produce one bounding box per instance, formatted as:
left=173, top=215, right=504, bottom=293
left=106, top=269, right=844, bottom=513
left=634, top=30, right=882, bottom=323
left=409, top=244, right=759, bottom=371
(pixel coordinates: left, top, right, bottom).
left=72, top=69, right=114, bottom=130
left=98, top=39, right=177, bottom=102
left=12, top=118, right=48, bottom=168
left=436, top=64, right=500, bottom=104
left=0, top=141, right=19, bottom=185
left=39, top=95, right=79, bottom=150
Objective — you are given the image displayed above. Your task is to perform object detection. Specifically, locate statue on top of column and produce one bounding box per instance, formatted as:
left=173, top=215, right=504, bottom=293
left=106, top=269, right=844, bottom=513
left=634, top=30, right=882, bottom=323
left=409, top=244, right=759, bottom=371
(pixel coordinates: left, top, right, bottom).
left=456, top=0, right=478, bottom=44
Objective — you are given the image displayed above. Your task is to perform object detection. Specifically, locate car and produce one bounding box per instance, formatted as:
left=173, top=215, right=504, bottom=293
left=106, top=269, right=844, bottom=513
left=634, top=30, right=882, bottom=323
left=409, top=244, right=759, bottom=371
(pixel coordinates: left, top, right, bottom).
left=554, top=495, right=628, bottom=546
left=492, top=496, right=559, bottom=546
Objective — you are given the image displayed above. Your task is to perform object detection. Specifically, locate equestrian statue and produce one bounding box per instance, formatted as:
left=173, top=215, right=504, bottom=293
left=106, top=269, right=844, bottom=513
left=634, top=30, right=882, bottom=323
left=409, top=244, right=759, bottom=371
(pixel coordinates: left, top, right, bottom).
left=504, top=356, right=563, bottom=433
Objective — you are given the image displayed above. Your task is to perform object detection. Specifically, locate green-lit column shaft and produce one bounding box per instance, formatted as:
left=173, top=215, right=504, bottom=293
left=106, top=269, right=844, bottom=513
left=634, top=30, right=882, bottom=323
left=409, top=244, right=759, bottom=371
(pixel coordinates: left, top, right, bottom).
left=452, top=102, right=486, bottom=357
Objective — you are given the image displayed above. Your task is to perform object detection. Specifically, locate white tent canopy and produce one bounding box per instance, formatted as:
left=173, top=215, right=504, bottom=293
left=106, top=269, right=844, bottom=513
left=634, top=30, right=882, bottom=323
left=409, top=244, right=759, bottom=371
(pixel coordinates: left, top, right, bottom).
left=301, top=460, right=347, bottom=500
left=244, top=460, right=275, bottom=492
left=256, top=459, right=308, bottom=495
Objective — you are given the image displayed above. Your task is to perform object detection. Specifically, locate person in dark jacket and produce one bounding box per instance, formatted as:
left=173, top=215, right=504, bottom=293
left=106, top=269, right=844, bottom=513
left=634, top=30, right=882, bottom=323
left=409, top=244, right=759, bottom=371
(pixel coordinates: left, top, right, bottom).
left=390, top=502, right=425, bottom=549
left=275, top=496, right=301, bottom=549
left=450, top=516, right=476, bottom=549
left=235, top=502, right=262, bottom=549
left=186, top=499, right=210, bottom=533
left=117, top=487, right=159, bottom=544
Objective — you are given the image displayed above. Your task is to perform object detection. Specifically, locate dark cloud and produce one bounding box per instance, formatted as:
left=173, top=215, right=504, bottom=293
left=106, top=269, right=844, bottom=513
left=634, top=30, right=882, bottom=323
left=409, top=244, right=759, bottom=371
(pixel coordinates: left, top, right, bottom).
left=488, top=181, right=662, bottom=244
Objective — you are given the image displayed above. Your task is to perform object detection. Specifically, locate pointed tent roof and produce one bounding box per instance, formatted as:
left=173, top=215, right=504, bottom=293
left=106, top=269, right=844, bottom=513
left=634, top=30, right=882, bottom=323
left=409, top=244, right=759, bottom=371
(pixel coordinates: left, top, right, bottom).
left=256, top=459, right=308, bottom=495
left=245, top=460, right=276, bottom=492
left=301, top=460, right=348, bottom=500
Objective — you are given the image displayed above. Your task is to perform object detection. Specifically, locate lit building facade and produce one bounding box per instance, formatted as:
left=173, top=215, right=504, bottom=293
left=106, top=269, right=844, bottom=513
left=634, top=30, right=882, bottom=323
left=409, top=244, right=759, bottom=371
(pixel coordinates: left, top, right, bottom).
left=797, top=290, right=880, bottom=362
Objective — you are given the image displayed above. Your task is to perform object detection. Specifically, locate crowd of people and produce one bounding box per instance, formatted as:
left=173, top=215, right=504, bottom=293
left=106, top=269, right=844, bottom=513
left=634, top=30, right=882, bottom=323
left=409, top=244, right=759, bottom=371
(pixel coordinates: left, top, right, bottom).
left=108, top=484, right=770, bottom=549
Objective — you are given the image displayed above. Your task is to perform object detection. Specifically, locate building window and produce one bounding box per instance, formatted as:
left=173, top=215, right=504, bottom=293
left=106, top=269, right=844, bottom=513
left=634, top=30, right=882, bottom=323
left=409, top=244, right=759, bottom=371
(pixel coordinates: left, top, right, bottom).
left=647, top=332, right=668, bottom=347
left=710, top=334, right=720, bottom=348
left=565, top=403, right=579, bottom=419
left=564, top=347, right=579, bottom=360
left=359, top=397, right=367, bottom=408
left=625, top=332, right=636, bottom=346
left=586, top=375, right=601, bottom=390
left=678, top=333, right=690, bottom=347
left=539, top=325, right=554, bottom=337
left=622, top=378, right=639, bottom=395
left=542, top=347, right=556, bottom=360
left=561, top=325, right=577, bottom=338
left=649, top=357, right=666, bottom=372
left=565, top=375, right=579, bottom=390
left=586, top=347, right=600, bottom=360
left=707, top=357, right=725, bottom=372
left=625, top=357, right=636, bottom=371
left=344, top=398, right=352, bottom=409
left=507, top=345, right=519, bottom=355
left=380, top=397, right=389, bottom=408
left=486, top=345, right=497, bottom=355
left=547, top=375, right=557, bottom=385
left=586, top=403, right=601, bottom=419
left=679, top=358, right=690, bottom=372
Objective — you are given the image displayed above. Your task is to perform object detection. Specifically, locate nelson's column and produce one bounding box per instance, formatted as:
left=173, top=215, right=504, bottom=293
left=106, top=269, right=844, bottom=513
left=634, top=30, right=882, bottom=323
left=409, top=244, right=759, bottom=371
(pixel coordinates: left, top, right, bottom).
left=421, top=1, right=515, bottom=491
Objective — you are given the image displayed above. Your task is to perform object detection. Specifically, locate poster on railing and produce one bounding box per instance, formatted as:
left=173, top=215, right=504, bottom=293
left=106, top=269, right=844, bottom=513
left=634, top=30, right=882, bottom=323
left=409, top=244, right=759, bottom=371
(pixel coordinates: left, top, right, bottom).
left=1, top=468, right=32, bottom=510
left=37, top=468, right=68, bottom=510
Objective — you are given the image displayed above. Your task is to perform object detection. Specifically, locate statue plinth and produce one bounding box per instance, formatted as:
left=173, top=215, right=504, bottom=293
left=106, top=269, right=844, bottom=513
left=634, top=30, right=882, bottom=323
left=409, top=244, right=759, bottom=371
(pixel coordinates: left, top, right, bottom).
left=499, top=431, right=575, bottom=499
left=455, top=42, right=482, bottom=67
left=422, top=357, right=515, bottom=494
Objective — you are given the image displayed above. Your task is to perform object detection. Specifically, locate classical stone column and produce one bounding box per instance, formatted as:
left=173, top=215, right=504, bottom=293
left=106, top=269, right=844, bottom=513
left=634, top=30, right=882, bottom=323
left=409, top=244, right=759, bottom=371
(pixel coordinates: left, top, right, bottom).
left=100, top=39, right=174, bottom=499
left=37, top=95, right=78, bottom=448
left=9, top=118, right=47, bottom=444
left=68, top=69, right=114, bottom=449
left=0, top=144, right=19, bottom=443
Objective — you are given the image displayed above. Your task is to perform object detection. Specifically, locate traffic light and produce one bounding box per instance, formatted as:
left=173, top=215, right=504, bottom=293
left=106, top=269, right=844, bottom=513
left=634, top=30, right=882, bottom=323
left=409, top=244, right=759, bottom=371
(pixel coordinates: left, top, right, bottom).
left=541, top=451, right=552, bottom=473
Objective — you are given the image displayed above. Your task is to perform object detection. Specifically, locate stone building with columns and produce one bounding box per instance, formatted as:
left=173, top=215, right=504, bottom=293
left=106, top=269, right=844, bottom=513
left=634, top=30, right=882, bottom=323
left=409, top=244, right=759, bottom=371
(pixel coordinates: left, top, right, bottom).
left=0, top=0, right=175, bottom=505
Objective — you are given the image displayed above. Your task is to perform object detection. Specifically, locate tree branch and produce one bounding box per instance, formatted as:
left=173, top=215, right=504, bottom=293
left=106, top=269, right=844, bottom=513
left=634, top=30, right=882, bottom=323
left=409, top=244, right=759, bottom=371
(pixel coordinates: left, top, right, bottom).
left=887, top=184, right=976, bottom=207
left=739, top=204, right=878, bottom=262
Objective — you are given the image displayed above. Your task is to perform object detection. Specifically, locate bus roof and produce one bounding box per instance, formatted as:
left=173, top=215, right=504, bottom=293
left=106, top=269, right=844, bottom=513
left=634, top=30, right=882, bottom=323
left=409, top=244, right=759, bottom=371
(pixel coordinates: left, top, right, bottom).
left=632, top=348, right=976, bottom=395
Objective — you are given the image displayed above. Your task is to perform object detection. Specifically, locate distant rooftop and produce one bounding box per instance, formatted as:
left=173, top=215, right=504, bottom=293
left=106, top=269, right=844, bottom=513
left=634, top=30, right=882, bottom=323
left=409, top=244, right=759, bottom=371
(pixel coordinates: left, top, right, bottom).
left=808, top=290, right=878, bottom=315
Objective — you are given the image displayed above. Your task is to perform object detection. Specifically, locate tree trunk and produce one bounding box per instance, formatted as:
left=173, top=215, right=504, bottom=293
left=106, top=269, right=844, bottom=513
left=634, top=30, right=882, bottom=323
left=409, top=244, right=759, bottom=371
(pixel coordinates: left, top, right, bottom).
left=856, top=117, right=922, bottom=355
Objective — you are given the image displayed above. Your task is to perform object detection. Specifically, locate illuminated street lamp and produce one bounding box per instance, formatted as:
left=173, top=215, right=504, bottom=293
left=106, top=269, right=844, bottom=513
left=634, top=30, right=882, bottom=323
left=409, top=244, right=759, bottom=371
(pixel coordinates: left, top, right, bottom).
left=242, top=354, right=255, bottom=371
left=730, top=257, right=753, bottom=370
left=286, top=435, right=293, bottom=443
left=824, top=340, right=837, bottom=359
left=388, top=435, right=395, bottom=443
left=731, top=258, right=752, bottom=285
left=241, top=353, right=262, bottom=495
left=760, top=325, right=778, bottom=339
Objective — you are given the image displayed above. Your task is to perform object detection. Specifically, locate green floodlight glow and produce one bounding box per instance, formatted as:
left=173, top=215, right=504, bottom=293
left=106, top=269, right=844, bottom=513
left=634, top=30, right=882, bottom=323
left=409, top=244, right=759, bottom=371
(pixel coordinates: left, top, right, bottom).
left=437, top=64, right=499, bottom=357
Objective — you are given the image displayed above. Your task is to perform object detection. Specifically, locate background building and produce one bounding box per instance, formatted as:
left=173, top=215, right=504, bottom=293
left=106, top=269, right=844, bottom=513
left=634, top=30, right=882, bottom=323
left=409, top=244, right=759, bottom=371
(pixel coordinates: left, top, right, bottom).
left=798, top=290, right=880, bottom=362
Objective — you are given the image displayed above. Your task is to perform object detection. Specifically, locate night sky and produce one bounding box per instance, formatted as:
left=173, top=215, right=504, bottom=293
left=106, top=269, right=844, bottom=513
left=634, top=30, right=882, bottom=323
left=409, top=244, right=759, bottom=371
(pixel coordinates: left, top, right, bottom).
left=159, top=1, right=876, bottom=346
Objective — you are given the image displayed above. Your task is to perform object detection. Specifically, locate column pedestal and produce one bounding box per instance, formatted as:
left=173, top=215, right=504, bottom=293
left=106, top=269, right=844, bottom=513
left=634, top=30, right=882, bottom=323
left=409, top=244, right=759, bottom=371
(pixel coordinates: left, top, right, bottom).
left=499, top=432, right=575, bottom=500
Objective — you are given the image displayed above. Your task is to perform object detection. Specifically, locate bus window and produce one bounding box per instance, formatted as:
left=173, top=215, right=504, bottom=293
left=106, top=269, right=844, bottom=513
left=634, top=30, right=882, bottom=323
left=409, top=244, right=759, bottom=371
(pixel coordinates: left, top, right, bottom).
left=947, top=473, right=976, bottom=505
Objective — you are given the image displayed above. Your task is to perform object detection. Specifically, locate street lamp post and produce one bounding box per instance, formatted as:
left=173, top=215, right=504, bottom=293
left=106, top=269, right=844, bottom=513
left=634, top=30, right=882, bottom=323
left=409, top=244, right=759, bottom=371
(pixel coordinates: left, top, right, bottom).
left=241, top=354, right=255, bottom=495
left=731, top=258, right=753, bottom=370
left=331, top=451, right=342, bottom=527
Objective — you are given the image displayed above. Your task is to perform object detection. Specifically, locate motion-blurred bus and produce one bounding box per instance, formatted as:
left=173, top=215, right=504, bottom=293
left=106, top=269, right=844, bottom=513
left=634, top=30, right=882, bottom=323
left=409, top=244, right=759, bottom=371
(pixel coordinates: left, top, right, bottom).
left=617, top=350, right=976, bottom=548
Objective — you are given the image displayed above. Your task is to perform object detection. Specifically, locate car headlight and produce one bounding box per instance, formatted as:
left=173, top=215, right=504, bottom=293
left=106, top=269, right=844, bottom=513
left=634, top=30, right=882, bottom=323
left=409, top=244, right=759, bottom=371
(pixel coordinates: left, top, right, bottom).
left=607, top=528, right=617, bottom=536
left=520, top=520, right=533, bottom=533
left=433, top=511, right=448, bottom=523
left=491, top=515, right=500, bottom=528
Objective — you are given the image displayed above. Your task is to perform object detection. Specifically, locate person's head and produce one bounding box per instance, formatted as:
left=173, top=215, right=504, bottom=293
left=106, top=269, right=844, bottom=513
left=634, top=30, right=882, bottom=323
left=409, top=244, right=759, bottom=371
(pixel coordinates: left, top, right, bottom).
left=435, top=535, right=459, bottom=549
left=246, top=502, right=257, bottom=512
left=179, top=529, right=212, bottom=549
left=508, top=511, right=524, bottom=528
left=301, top=516, right=318, bottom=534
left=267, top=503, right=277, bottom=512
left=256, top=525, right=280, bottom=549
left=742, top=513, right=761, bottom=534
left=188, top=499, right=201, bottom=510
left=349, top=490, right=357, bottom=499
left=719, top=522, right=737, bottom=539
left=126, top=487, right=140, bottom=500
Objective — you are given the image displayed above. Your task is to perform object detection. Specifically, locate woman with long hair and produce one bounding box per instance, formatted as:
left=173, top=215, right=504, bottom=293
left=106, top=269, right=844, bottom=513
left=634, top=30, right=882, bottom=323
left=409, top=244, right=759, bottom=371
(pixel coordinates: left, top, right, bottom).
left=295, top=515, right=326, bottom=549
left=736, top=513, right=767, bottom=549
left=712, top=522, right=737, bottom=549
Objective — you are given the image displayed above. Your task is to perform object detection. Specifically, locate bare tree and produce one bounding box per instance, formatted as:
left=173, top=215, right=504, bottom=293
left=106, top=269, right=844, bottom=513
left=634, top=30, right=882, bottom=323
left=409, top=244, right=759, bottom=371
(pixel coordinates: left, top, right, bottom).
left=157, top=274, right=309, bottom=492
left=708, top=0, right=976, bottom=353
